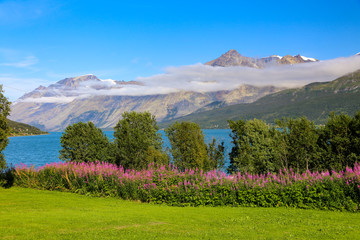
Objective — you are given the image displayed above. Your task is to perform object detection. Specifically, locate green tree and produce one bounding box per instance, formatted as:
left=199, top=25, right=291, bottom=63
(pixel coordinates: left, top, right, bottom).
left=228, top=119, right=246, bottom=173
left=114, top=111, right=167, bottom=170
left=286, top=117, right=320, bottom=172
left=59, top=122, right=115, bottom=163
left=207, top=138, right=225, bottom=170
left=272, top=119, right=290, bottom=170
left=0, top=85, right=10, bottom=171
left=228, top=119, right=274, bottom=174
left=318, top=113, right=352, bottom=170
left=166, top=121, right=209, bottom=171
left=350, top=110, right=360, bottom=158
left=318, top=111, right=360, bottom=170
left=143, top=146, right=170, bottom=167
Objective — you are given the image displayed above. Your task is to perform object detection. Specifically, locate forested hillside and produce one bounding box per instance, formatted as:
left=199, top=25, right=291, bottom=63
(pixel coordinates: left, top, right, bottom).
left=8, top=120, right=48, bottom=136
left=160, top=69, right=360, bottom=128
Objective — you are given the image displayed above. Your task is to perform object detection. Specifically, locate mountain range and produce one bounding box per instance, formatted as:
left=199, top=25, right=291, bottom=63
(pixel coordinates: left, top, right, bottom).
left=10, top=74, right=282, bottom=131
left=9, top=50, right=360, bottom=131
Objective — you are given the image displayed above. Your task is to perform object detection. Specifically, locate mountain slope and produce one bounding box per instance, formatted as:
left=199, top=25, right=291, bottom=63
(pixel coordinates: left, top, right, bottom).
left=10, top=77, right=281, bottom=131
left=159, top=69, right=360, bottom=128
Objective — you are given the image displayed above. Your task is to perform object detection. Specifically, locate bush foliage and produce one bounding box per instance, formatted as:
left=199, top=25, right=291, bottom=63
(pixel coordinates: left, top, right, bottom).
left=13, top=161, right=360, bottom=211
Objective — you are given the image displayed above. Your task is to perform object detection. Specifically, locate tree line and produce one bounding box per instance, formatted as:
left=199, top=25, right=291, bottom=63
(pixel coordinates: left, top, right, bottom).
left=58, top=110, right=360, bottom=174
left=59, top=111, right=225, bottom=172
left=228, top=113, right=360, bottom=174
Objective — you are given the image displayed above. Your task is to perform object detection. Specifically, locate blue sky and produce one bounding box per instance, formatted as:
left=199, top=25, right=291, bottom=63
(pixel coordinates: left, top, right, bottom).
left=1, top=0, right=360, bottom=101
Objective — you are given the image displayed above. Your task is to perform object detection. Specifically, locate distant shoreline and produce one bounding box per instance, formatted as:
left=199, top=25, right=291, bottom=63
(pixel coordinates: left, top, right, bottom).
left=9, top=133, right=49, bottom=138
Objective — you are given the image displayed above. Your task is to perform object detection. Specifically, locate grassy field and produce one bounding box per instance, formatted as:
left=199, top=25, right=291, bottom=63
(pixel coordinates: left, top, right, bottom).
left=1, top=187, right=359, bottom=240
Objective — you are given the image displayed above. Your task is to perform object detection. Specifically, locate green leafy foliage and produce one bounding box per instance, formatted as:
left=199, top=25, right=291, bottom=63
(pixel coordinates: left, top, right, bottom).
left=0, top=85, right=10, bottom=172
left=143, top=146, right=170, bottom=167
left=166, top=121, right=210, bottom=171
left=318, top=113, right=356, bottom=170
left=59, top=122, right=115, bottom=163
left=228, top=119, right=275, bottom=174
left=350, top=111, right=360, bottom=156
left=228, top=112, right=360, bottom=174
left=271, top=120, right=290, bottom=170
left=114, top=111, right=167, bottom=170
left=283, top=117, right=320, bottom=171
left=207, top=138, right=225, bottom=170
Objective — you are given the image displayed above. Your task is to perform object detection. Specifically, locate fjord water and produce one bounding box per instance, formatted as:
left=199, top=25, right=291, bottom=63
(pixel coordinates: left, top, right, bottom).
left=4, top=129, right=232, bottom=168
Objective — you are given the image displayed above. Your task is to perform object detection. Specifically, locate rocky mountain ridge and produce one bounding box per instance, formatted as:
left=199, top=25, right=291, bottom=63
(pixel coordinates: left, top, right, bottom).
left=205, top=49, right=318, bottom=68
left=18, top=74, right=141, bottom=102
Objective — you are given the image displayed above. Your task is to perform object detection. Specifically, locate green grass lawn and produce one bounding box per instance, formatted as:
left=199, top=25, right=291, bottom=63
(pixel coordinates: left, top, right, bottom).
left=1, top=187, right=359, bottom=239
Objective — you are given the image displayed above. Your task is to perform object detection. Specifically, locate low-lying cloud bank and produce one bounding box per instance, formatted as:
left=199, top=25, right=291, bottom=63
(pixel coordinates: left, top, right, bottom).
left=138, top=55, right=360, bottom=92
left=18, top=55, right=360, bottom=103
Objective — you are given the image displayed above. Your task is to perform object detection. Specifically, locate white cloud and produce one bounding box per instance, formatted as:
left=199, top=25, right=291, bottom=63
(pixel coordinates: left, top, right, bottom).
left=0, top=55, right=38, bottom=68
left=136, top=55, right=360, bottom=91
left=74, top=85, right=178, bottom=97
left=16, top=55, right=360, bottom=103
left=0, top=48, right=39, bottom=71
left=19, top=96, right=76, bottom=104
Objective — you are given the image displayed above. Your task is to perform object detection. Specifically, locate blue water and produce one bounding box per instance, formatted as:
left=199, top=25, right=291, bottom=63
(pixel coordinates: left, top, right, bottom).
left=4, top=129, right=232, bottom=167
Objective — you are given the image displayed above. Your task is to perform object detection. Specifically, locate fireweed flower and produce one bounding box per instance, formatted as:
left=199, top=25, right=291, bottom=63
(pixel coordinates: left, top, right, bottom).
left=13, top=162, right=360, bottom=210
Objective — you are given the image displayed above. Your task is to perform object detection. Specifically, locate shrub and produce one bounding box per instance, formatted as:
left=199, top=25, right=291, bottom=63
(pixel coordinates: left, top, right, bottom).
left=0, top=167, right=15, bottom=188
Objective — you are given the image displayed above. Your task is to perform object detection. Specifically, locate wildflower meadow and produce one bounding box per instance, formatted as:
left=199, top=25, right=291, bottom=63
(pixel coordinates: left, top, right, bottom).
left=14, top=161, right=360, bottom=211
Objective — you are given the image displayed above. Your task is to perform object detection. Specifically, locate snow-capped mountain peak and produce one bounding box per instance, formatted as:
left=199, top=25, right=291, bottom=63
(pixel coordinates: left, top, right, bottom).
left=269, top=55, right=282, bottom=59
left=300, top=56, right=317, bottom=62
